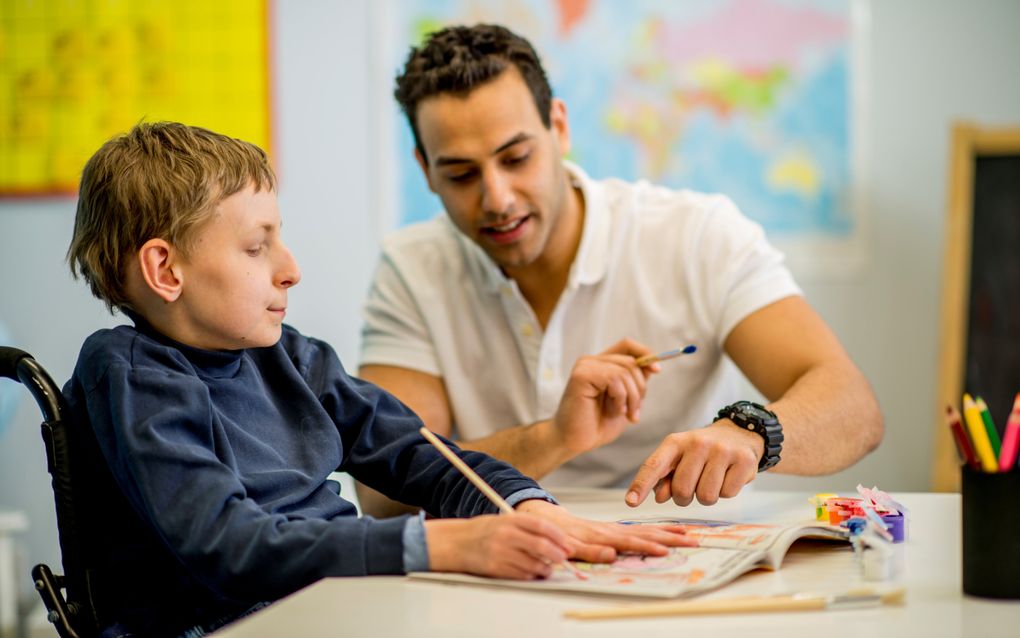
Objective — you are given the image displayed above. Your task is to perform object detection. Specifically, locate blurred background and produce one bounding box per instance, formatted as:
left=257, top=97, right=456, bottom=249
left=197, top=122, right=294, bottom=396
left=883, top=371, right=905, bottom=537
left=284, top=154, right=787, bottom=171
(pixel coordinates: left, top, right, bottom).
left=1, top=0, right=1018, bottom=634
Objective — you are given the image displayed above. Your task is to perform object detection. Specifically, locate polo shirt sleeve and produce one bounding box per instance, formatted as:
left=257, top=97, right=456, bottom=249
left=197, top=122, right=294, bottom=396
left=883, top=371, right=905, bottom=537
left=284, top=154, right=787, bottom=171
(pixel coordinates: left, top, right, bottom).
left=691, top=195, right=802, bottom=344
left=360, top=249, right=441, bottom=376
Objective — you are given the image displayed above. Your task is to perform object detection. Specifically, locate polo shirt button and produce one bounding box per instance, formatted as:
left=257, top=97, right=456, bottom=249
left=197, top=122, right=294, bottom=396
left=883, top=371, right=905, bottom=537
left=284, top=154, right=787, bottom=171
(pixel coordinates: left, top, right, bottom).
left=521, top=324, right=533, bottom=337
left=542, top=368, right=553, bottom=380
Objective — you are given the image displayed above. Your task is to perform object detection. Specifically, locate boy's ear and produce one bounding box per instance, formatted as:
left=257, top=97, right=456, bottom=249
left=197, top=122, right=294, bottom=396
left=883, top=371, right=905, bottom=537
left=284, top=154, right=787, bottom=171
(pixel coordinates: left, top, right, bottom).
left=137, top=239, right=183, bottom=302
left=414, top=148, right=437, bottom=193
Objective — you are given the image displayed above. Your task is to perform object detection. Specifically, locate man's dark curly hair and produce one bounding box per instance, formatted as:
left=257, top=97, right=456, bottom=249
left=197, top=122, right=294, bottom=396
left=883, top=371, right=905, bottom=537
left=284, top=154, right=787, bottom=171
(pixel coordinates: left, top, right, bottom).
left=394, top=24, right=553, bottom=162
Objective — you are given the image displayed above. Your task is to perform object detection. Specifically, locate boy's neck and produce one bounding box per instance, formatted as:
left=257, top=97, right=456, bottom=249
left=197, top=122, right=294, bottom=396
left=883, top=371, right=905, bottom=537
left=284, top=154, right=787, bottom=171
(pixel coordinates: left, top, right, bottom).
left=124, top=264, right=232, bottom=353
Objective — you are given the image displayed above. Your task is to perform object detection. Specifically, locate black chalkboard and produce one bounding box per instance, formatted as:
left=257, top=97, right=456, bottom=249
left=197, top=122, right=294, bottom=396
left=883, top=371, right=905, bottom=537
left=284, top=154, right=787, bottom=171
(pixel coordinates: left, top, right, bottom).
left=934, top=124, right=1020, bottom=490
left=965, top=155, right=1020, bottom=424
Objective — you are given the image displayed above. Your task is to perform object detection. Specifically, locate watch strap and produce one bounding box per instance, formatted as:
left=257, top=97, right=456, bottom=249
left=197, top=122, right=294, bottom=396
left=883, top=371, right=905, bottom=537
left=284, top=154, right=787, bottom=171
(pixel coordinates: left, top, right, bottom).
left=715, top=401, right=784, bottom=472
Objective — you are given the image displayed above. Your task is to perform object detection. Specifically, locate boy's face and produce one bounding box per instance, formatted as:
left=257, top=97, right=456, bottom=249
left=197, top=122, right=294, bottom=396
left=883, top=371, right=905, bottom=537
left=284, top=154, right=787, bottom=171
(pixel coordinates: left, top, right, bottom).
left=174, top=186, right=301, bottom=350
left=414, top=66, right=573, bottom=274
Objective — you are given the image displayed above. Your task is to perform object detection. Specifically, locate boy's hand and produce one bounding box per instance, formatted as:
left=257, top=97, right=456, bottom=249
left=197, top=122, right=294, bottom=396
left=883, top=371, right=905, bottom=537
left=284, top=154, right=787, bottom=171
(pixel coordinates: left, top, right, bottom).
left=551, top=339, right=661, bottom=456
left=513, top=499, right=696, bottom=563
left=424, top=514, right=572, bottom=580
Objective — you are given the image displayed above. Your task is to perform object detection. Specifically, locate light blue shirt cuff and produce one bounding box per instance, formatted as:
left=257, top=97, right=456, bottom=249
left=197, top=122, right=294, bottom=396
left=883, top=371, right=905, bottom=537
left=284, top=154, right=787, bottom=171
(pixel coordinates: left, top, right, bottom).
left=505, top=487, right=558, bottom=508
left=402, top=511, right=429, bottom=573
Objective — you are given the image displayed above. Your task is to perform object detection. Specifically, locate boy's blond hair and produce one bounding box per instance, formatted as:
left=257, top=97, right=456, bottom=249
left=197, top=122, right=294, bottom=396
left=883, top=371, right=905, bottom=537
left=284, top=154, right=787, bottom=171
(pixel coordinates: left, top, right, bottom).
left=68, top=121, right=276, bottom=313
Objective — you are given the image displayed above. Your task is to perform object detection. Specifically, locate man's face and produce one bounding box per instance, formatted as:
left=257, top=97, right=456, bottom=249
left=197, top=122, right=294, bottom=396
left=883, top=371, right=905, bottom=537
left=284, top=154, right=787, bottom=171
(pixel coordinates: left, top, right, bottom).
left=173, top=186, right=301, bottom=350
left=414, top=67, right=573, bottom=273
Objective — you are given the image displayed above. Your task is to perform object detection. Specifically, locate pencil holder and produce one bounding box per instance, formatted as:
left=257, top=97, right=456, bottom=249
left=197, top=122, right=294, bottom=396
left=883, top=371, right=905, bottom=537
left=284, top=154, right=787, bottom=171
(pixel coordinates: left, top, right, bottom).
left=962, top=466, right=1020, bottom=598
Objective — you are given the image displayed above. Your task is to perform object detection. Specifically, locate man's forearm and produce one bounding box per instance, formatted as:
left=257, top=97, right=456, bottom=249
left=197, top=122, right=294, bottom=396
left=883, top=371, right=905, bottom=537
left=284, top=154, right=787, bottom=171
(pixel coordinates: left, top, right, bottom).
left=457, top=419, right=575, bottom=480
left=355, top=481, right=420, bottom=518
left=767, top=357, right=883, bottom=475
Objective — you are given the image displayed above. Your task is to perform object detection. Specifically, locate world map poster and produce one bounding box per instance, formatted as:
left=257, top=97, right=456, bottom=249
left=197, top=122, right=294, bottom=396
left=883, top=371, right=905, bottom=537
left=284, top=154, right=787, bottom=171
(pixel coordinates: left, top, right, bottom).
left=380, top=0, right=868, bottom=277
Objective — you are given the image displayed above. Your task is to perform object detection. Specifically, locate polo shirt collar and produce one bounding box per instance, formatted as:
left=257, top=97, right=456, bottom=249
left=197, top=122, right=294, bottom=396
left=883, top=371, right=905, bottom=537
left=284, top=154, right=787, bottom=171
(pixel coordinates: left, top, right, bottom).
left=566, top=161, right=610, bottom=288
left=458, top=160, right=611, bottom=294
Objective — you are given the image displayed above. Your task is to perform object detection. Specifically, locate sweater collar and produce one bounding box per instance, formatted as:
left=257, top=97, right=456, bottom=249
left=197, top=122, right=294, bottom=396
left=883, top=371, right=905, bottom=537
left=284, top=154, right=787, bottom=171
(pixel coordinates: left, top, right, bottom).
left=124, top=310, right=245, bottom=377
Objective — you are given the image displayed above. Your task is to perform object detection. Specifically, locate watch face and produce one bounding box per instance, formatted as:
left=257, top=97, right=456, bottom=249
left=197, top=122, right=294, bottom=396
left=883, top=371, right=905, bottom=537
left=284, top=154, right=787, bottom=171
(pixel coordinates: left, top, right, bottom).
left=743, top=404, right=773, bottom=421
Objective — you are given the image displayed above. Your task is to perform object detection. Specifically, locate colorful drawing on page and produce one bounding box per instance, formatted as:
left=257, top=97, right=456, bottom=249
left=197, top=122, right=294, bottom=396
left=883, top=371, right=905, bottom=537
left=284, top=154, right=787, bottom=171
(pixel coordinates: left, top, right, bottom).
left=551, top=546, right=750, bottom=595
left=618, top=517, right=781, bottom=550
left=607, top=551, right=691, bottom=574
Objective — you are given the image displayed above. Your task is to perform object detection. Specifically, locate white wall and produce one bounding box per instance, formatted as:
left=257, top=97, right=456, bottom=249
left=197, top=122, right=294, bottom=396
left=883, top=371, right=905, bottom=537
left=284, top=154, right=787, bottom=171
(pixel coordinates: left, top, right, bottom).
left=1, top=0, right=1018, bottom=616
left=759, top=0, right=1020, bottom=492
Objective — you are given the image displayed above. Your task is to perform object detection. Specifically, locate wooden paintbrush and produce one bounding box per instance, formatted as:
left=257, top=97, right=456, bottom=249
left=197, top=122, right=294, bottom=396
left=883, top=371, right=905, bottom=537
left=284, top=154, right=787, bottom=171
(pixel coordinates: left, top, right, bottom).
left=564, top=587, right=906, bottom=620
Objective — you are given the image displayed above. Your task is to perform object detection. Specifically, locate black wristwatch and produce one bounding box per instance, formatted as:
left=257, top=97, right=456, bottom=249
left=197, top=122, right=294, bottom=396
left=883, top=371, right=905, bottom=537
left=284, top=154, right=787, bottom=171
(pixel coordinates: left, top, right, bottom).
left=715, top=401, right=783, bottom=472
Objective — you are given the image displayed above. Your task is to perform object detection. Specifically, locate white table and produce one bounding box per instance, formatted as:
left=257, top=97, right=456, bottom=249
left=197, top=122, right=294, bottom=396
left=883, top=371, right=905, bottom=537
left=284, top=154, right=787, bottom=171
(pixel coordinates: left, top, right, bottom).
left=0, top=510, right=28, bottom=638
left=215, top=490, right=1020, bottom=638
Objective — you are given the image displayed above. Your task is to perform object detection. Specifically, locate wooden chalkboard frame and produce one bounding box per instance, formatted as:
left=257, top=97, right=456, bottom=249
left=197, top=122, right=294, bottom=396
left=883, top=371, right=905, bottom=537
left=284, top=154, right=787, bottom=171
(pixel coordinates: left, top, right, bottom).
left=932, top=123, right=1020, bottom=491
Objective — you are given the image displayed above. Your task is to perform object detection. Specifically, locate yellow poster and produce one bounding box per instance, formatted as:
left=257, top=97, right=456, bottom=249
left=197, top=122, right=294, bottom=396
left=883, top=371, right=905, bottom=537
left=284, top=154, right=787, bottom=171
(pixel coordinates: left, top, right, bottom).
left=0, top=0, right=271, bottom=195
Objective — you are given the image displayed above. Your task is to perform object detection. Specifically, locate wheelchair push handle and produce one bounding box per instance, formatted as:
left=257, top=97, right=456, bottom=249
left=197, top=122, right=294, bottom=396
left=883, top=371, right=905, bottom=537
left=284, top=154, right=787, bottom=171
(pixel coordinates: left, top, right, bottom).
left=0, top=346, right=64, bottom=422
left=0, top=345, right=32, bottom=380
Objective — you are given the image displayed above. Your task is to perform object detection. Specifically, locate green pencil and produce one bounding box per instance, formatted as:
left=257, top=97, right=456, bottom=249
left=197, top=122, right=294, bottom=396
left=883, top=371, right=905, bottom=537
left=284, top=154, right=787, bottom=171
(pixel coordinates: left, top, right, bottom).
left=976, top=396, right=1002, bottom=458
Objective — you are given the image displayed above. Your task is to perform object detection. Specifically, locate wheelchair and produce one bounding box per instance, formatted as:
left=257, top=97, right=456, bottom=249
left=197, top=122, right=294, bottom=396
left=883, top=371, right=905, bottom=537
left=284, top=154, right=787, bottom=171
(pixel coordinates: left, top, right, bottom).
left=1, top=347, right=100, bottom=638
left=3, top=345, right=283, bottom=637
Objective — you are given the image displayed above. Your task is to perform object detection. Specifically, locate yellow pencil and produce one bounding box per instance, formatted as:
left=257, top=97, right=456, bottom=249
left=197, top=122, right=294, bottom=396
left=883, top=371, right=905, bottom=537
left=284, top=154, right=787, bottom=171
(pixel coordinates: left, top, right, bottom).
left=963, top=394, right=998, bottom=472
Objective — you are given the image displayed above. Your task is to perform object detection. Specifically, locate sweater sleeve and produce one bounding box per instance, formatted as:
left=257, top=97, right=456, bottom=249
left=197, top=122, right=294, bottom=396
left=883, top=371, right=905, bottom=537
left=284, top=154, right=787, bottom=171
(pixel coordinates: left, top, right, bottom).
left=81, top=360, right=412, bottom=602
left=296, top=335, right=544, bottom=518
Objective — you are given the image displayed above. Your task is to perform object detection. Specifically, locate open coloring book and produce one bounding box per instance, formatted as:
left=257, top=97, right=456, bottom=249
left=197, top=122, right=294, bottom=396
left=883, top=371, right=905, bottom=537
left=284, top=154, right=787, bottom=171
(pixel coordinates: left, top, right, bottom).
left=409, top=517, right=850, bottom=598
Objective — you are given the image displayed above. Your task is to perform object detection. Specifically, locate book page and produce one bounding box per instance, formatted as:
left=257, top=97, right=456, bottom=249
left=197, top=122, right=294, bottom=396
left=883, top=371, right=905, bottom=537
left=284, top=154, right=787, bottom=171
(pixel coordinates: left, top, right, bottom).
left=618, top=517, right=849, bottom=569
left=409, top=545, right=763, bottom=598
left=409, top=518, right=848, bottom=598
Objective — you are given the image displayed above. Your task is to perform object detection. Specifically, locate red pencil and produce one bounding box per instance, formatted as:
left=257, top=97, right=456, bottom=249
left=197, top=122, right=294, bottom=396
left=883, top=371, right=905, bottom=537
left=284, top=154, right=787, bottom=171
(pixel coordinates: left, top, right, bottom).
left=947, top=404, right=980, bottom=469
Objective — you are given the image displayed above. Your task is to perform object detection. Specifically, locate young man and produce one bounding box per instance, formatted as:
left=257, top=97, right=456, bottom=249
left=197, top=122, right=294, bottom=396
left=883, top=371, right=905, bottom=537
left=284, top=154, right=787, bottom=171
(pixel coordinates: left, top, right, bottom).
left=63, top=122, right=690, bottom=637
left=358, top=24, right=883, bottom=514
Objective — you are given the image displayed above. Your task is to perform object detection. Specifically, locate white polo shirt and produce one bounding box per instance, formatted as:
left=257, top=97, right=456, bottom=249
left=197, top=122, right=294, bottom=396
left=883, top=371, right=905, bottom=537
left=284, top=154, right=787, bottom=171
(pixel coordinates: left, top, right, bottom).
left=360, top=162, right=801, bottom=488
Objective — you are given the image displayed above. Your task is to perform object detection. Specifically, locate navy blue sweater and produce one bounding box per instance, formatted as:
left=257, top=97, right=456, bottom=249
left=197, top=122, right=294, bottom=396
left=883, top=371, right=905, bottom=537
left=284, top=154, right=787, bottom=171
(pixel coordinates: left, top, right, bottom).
left=63, top=321, right=542, bottom=636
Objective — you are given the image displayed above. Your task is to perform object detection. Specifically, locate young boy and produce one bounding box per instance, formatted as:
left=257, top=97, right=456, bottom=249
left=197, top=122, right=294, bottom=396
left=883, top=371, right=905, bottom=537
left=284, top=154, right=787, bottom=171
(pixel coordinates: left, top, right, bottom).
left=63, top=122, right=690, bottom=637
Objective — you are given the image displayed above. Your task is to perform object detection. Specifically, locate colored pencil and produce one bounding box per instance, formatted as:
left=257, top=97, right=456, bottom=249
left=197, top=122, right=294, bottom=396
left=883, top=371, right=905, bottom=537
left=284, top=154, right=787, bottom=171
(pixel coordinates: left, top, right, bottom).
left=975, top=396, right=1002, bottom=458
left=998, top=393, right=1020, bottom=472
left=963, top=394, right=998, bottom=472
left=946, top=405, right=980, bottom=469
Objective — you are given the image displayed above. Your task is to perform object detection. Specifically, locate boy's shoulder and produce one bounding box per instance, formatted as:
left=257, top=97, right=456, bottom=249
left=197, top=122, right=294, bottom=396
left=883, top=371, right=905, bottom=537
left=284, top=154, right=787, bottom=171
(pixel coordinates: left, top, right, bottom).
left=73, top=322, right=343, bottom=385
left=75, top=324, right=195, bottom=380
left=272, top=324, right=345, bottom=378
